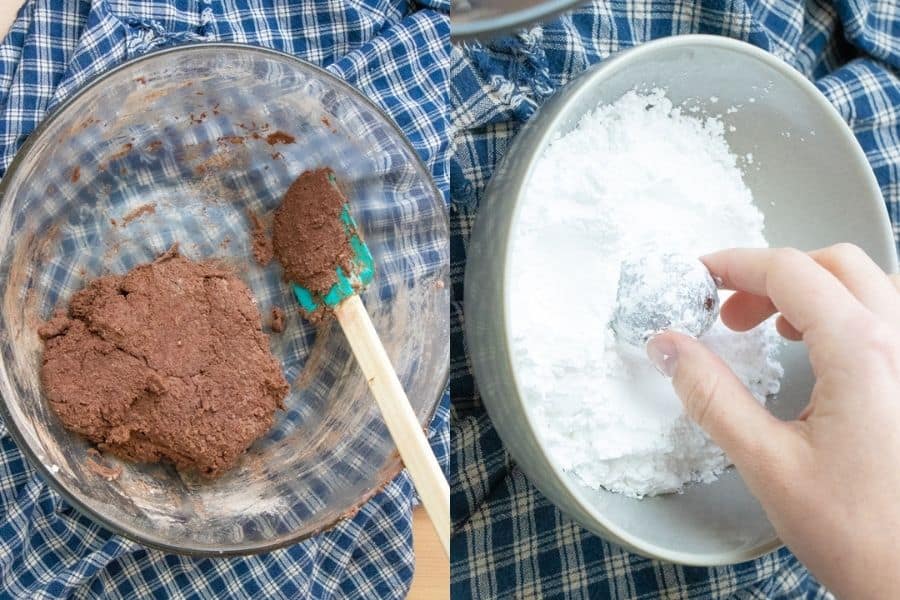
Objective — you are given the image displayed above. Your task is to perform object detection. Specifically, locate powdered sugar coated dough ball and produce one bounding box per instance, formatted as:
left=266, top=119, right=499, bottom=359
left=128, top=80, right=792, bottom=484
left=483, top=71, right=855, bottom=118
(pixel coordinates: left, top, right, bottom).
left=612, top=253, right=720, bottom=347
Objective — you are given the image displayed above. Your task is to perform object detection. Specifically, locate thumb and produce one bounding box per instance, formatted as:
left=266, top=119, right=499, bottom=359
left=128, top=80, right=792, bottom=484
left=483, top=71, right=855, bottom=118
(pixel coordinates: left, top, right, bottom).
left=646, top=331, right=791, bottom=473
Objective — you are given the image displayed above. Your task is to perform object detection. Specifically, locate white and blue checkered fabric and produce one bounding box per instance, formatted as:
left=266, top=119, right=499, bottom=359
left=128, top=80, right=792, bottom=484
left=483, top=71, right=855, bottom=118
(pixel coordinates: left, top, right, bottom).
left=0, top=1, right=450, bottom=599
left=451, top=0, right=899, bottom=598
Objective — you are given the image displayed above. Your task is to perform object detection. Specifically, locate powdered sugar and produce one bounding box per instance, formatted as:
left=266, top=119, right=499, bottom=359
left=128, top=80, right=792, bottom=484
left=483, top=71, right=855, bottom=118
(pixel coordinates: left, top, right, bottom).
left=508, top=89, right=783, bottom=498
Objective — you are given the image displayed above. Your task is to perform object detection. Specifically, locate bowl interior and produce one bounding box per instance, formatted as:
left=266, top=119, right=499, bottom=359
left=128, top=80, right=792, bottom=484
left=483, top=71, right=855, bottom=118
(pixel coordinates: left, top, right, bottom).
left=0, top=45, right=449, bottom=554
left=451, top=0, right=582, bottom=39
left=509, top=38, right=896, bottom=562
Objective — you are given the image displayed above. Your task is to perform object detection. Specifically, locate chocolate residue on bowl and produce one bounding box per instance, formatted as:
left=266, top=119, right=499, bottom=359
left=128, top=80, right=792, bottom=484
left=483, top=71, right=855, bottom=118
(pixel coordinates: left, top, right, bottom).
left=218, top=135, right=245, bottom=146
left=86, top=448, right=122, bottom=481
left=122, top=203, right=156, bottom=226
left=192, top=146, right=241, bottom=180
left=97, top=142, right=134, bottom=172
left=248, top=210, right=273, bottom=265
left=265, top=131, right=295, bottom=145
left=70, top=166, right=80, bottom=183
left=38, top=247, right=289, bottom=478
left=270, top=307, right=285, bottom=333
left=272, top=168, right=353, bottom=296
left=109, top=142, right=133, bottom=162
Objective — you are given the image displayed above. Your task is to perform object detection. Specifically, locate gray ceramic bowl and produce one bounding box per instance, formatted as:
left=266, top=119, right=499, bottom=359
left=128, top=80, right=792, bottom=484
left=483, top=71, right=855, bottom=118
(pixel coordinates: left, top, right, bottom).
left=465, top=35, right=897, bottom=565
left=451, top=0, right=583, bottom=40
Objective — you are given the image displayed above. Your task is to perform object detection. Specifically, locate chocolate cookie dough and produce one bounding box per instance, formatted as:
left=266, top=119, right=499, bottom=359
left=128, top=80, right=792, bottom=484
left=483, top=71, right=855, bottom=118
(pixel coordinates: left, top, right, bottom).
left=248, top=210, right=273, bottom=266
left=272, top=168, right=353, bottom=295
left=39, top=248, right=289, bottom=478
left=270, top=307, right=285, bottom=333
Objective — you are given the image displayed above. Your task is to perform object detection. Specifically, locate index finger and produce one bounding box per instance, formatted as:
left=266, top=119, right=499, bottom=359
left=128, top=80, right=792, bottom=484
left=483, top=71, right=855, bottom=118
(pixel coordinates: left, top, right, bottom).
left=701, top=248, right=867, bottom=338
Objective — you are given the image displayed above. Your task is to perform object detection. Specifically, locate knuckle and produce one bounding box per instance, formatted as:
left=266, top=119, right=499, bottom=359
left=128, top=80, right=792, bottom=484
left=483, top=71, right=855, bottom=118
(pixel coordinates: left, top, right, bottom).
left=860, top=322, right=900, bottom=364
left=772, top=247, right=806, bottom=268
left=839, top=318, right=900, bottom=381
left=822, top=243, right=868, bottom=275
left=829, top=242, right=865, bottom=263
left=769, top=248, right=809, bottom=286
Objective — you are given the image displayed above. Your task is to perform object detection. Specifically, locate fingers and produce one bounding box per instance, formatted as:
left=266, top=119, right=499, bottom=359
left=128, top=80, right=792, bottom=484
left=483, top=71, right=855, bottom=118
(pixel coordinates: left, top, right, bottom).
left=808, top=244, right=899, bottom=320
left=713, top=245, right=899, bottom=336
left=646, top=331, right=794, bottom=473
left=890, top=274, right=900, bottom=293
left=720, top=293, right=803, bottom=340
left=703, top=248, right=867, bottom=340
left=720, top=292, right=775, bottom=331
left=775, top=315, right=802, bottom=341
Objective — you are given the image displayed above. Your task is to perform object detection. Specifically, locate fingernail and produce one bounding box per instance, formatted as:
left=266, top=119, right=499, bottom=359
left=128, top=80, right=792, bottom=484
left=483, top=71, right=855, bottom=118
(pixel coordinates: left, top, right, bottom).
left=646, top=335, right=678, bottom=378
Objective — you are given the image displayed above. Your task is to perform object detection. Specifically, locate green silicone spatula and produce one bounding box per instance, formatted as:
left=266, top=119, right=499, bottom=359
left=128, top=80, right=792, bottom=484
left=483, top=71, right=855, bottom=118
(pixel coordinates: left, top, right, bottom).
left=290, top=202, right=375, bottom=313
left=286, top=177, right=450, bottom=558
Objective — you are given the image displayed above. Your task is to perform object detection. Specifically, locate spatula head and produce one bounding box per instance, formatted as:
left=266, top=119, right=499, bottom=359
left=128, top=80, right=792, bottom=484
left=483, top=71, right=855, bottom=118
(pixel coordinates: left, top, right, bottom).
left=291, top=203, right=375, bottom=312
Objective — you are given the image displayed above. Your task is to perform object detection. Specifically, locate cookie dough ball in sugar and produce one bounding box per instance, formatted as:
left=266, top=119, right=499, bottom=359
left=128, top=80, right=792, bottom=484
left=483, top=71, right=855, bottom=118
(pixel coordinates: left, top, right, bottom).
left=612, top=253, right=720, bottom=347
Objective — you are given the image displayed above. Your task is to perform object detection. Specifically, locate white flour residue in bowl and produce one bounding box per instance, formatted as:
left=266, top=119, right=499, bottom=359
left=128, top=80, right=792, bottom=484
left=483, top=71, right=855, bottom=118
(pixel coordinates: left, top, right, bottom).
left=509, top=89, right=784, bottom=498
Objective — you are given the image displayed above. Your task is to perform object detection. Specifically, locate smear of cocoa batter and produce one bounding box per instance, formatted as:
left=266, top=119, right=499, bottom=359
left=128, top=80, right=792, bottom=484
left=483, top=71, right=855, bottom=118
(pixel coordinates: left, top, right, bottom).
left=193, top=149, right=238, bottom=179
left=109, top=142, right=133, bottom=162
left=70, top=167, right=80, bottom=183
left=265, top=131, right=295, bottom=145
left=122, top=203, right=156, bottom=226
left=39, top=248, right=289, bottom=478
left=272, top=168, right=353, bottom=297
left=270, top=307, right=285, bottom=333
left=248, top=210, right=273, bottom=265
left=85, top=448, right=123, bottom=481
left=218, top=135, right=244, bottom=146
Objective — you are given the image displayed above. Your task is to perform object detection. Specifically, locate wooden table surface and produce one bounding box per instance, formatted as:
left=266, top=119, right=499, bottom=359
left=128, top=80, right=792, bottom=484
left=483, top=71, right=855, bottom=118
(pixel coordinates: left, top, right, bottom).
left=409, top=507, right=450, bottom=599
left=0, top=3, right=448, bottom=598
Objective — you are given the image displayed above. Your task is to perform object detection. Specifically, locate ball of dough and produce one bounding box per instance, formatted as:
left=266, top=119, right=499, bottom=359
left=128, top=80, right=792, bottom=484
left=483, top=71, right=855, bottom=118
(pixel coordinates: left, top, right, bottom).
left=611, top=253, right=720, bottom=347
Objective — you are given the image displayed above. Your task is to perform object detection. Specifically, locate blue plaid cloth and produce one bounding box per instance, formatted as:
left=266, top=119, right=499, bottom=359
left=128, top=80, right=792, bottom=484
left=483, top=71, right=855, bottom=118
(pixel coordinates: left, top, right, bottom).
left=0, top=1, right=449, bottom=599
left=451, top=1, right=900, bottom=598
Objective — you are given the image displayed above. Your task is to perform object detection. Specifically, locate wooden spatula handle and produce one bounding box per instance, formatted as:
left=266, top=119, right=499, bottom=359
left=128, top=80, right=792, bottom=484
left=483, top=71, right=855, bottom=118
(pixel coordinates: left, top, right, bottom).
left=334, top=294, right=451, bottom=557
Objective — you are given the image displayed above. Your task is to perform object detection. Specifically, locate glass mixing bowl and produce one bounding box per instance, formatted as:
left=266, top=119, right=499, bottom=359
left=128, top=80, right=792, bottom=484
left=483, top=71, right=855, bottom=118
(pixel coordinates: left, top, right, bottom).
left=0, top=44, right=449, bottom=555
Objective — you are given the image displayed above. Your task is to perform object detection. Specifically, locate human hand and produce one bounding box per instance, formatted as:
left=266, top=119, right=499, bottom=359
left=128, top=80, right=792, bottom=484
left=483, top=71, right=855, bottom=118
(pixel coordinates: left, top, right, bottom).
left=646, top=244, right=900, bottom=599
